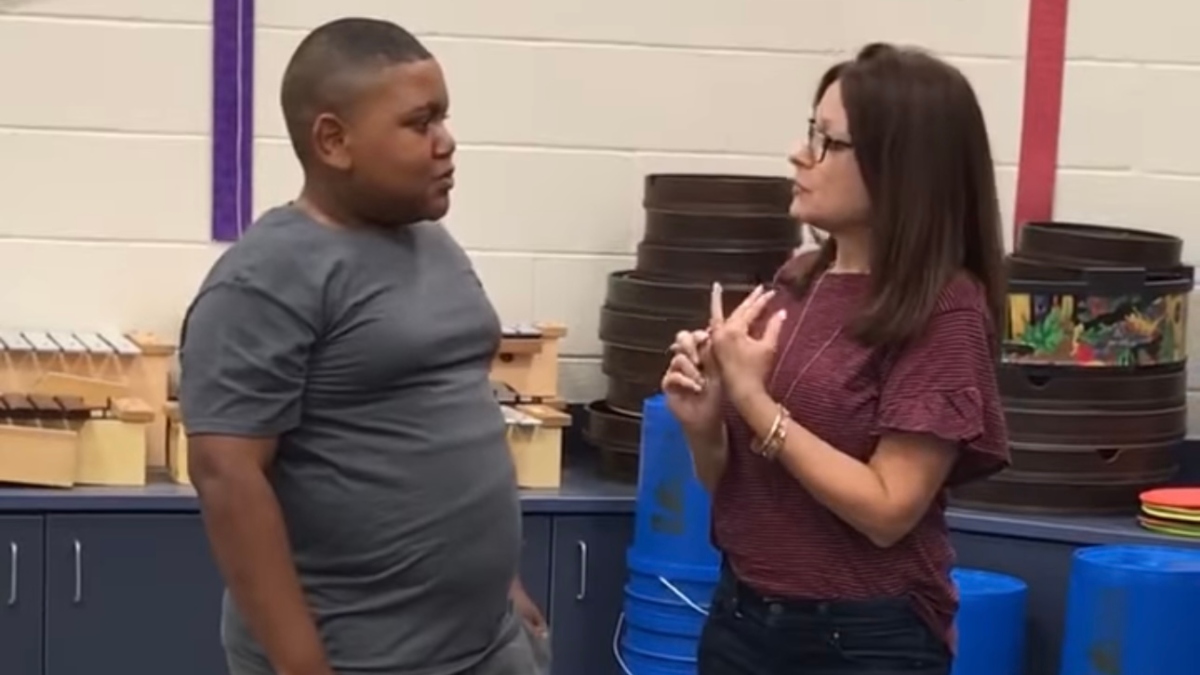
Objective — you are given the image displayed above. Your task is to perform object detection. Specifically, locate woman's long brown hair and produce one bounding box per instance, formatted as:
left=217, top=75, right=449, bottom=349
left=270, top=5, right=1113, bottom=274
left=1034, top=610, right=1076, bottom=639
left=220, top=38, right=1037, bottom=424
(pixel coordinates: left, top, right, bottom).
left=789, top=43, right=1007, bottom=347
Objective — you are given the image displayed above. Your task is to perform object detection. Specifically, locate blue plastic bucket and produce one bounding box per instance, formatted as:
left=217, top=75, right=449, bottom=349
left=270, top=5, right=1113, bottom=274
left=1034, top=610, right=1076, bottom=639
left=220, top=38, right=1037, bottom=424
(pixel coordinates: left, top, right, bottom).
left=621, top=584, right=708, bottom=659
left=951, top=568, right=1027, bottom=675
left=626, top=549, right=718, bottom=606
left=618, top=642, right=696, bottom=675
left=617, top=394, right=719, bottom=675
left=632, top=395, right=719, bottom=570
left=1059, top=544, right=1200, bottom=675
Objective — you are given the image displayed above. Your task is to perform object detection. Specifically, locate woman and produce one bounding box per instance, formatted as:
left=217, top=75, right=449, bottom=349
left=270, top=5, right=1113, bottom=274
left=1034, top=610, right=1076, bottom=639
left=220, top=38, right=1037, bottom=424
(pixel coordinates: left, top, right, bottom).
left=661, top=43, right=1010, bottom=674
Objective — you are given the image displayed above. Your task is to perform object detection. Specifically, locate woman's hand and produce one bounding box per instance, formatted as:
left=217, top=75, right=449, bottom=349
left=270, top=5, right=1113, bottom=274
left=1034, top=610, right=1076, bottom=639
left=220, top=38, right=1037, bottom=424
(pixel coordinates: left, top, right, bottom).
left=661, top=328, right=723, bottom=432
left=709, top=283, right=787, bottom=403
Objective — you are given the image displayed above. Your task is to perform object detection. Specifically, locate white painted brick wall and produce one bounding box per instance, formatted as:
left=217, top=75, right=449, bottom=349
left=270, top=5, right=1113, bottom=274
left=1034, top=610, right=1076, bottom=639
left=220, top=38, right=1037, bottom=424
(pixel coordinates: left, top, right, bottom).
left=1056, top=1, right=1200, bottom=432
left=0, top=0, right=1196, bottom=423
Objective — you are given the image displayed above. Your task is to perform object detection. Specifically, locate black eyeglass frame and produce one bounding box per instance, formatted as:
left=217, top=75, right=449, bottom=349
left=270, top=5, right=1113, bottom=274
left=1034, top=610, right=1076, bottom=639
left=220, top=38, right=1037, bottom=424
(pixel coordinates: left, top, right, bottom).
left=806, top=118, right=854, bottom=162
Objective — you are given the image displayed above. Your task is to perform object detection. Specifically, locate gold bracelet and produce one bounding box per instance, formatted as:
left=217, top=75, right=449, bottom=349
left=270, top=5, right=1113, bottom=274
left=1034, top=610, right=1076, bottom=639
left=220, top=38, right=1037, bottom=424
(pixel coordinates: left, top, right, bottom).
left=761, top=409, right=790, bottom=461
left=753, top=408, right=783, bottom=455
left=753, top=404, right=790, bottom=460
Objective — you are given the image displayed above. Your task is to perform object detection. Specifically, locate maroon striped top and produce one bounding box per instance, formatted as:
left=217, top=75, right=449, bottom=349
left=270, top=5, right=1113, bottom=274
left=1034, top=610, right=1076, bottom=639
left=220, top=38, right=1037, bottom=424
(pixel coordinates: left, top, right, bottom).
left=713, top=270, right=1009, bottom=644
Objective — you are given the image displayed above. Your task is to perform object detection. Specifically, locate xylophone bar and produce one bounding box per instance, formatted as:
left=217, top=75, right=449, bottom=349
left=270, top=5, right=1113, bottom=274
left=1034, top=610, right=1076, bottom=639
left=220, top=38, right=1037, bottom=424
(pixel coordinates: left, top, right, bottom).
left=0, top=393, right=100, bottom=428
left=501, top=405, right=544, bottom=428
left=500, top=323, right=543, bottom=338
left=0, top=329, right=143, bottom=356
left=1, top=391, right=151, bottom=421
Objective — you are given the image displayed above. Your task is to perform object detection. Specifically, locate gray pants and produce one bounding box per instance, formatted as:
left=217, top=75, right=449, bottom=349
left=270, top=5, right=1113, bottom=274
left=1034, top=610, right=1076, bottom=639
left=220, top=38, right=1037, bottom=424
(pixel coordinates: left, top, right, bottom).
left=226, top=620, right=540, bottom=675
left=466, top=622, right=545, bottom=675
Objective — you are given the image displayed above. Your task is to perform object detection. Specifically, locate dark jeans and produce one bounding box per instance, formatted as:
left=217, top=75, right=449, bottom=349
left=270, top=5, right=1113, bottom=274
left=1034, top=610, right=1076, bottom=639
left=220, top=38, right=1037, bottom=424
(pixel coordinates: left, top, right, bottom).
left=697, top=567, right=951, bottom=675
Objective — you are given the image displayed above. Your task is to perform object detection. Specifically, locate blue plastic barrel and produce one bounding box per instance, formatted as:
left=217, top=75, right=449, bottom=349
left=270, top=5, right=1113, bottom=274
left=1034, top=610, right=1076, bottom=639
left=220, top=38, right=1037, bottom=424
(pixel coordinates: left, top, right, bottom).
left=951, top=568, right=1027, bottom=675
left=1059, top=545, right=1200, bottom=675
left=631, top=395, right=720, bottom=570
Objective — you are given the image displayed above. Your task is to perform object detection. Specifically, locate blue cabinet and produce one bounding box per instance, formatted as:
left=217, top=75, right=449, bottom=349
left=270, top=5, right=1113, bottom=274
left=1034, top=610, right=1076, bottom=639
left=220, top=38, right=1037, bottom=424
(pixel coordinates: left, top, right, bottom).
left=549, top=515, right=635, bottom=675
left=44, top=514, right=226, bottom=675
left=521, top=515, right=554, bottom=614
left=0, top=516, right=44, bottom=675
left=0, top=508, right=636, bottom=675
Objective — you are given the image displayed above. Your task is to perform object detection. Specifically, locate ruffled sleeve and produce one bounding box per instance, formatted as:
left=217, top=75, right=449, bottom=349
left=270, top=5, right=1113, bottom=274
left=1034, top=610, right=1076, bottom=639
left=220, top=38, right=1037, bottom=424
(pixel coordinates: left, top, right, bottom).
left=874, top=306, right=1010, bottom=487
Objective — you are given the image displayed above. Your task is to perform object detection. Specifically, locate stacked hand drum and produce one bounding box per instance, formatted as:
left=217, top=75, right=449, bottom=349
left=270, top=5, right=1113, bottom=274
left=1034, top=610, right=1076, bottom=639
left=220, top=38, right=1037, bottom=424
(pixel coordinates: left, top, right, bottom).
left=952, top=222, right=1193, bottom=514
left=586, top=174, right=800, bottom=480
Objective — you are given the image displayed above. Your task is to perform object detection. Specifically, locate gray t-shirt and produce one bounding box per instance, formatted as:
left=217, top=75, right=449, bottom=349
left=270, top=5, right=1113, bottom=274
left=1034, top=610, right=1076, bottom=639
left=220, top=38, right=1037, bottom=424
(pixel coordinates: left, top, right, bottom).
left=179, top=205, right=522, bottom=675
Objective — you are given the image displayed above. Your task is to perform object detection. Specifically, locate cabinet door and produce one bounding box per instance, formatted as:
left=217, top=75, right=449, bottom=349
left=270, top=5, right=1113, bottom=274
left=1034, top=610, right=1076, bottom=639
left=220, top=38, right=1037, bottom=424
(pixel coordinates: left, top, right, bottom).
left=520, top=515, right=552, bottom=618
left=45, top=514, right=226, bottom=675
left=549, top=515, right=634, bottom=675
left=0, top=516, right=43, bottom=675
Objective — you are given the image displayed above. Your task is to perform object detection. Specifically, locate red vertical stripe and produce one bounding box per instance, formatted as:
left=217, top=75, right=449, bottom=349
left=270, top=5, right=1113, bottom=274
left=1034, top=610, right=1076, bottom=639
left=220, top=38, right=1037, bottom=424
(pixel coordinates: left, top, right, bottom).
left=1012, top=0, right=1070, bottom=245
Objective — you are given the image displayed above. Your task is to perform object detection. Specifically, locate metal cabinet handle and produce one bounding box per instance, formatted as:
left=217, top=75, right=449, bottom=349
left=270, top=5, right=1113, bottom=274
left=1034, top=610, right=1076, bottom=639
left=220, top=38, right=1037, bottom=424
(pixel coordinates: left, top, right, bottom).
left=575, top=540, right=588, bottom=601
left=6, top=542, right=15, bottom=606
left=72, top=539, right=82, bottom=604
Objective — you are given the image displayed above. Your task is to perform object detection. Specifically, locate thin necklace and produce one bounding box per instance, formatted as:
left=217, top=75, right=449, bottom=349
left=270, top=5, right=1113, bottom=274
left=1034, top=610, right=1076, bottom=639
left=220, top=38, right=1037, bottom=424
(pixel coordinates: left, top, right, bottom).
left=767, top=273, right=844, bottom=403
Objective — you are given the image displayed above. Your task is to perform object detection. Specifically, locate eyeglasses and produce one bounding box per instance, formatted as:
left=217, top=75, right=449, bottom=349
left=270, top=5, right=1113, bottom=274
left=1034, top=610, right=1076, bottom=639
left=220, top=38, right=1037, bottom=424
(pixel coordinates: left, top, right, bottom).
left=806, top=118, right=853, bottom=163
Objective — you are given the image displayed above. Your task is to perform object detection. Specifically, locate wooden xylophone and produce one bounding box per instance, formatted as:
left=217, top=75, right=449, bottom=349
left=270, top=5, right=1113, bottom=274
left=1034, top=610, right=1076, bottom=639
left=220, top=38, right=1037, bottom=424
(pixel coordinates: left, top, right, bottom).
left=0, top=329, right=175, bottom=474
left=0, top=391, right=154, bottom=488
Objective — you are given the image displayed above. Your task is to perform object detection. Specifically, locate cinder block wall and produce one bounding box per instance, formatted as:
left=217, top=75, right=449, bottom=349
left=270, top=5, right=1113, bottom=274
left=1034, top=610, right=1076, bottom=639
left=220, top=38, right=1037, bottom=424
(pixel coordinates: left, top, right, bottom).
left=0, top=1, right=1196, bottom=425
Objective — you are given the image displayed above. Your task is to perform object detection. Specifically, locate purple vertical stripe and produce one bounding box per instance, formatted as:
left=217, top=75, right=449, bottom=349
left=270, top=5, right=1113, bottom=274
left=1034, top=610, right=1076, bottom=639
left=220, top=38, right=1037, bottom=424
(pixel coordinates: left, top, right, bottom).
left=211, top=0, right=254, bottom=242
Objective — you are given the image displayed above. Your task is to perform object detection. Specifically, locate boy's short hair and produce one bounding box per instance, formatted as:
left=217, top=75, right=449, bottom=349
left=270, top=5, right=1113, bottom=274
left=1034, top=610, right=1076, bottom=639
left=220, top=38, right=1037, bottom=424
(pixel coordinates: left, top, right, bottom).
left=280, top=18, right=432, bottom=162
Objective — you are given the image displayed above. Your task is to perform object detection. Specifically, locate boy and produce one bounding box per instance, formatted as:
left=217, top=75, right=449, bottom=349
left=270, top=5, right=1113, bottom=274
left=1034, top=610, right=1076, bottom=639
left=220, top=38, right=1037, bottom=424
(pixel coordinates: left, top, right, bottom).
left=180, top=18, right=543, bottom=675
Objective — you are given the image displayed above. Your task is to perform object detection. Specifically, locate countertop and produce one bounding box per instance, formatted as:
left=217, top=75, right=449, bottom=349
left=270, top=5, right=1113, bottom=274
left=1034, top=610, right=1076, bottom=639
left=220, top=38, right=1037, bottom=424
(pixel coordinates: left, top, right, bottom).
left=0, top=459, right=1195, bottom=549
left=0, top=461, right=637, bottom=515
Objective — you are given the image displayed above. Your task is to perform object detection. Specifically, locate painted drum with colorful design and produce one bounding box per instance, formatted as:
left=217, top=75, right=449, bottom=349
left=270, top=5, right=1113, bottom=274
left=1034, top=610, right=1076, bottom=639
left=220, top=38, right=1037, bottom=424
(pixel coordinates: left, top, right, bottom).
left=1002, top=260, right=1193, bottom=368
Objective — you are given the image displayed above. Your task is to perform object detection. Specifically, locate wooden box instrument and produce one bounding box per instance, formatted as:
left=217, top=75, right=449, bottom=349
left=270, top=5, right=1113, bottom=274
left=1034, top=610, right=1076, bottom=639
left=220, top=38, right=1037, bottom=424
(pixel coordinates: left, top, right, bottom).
left=494, top=376, right=571, bottom=483
left=0, top=330, right=175, bottom=469
left=164, top=401, right=189, bottom=485
left=0, top=393, right=154, bottom=487
left=492, top=323, right=566, bottom=404
left=502, top=404, right=570, bottom=489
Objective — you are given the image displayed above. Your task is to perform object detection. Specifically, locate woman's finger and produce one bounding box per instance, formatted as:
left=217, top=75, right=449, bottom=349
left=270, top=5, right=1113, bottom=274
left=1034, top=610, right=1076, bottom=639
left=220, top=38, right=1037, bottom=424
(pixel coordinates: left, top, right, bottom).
left=670, top=330, right=699, bottom=363
left=761, top=309, right=788, bottom=348
left=669, top=353, right=704, bottom=384
left=727, top=285, right=775, bottom=330
left=727, top=284, right=763, bottom=323
left=709, top=282, right=727, bottom=329
left=738, top=288, right=777, bottom=328
left=662, top=370, right=704, bottom=394
left=696, top=336, right=718, bottom=368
